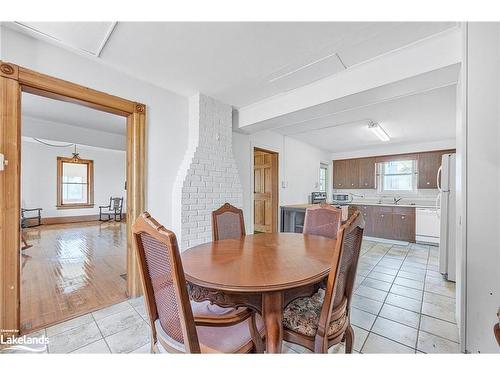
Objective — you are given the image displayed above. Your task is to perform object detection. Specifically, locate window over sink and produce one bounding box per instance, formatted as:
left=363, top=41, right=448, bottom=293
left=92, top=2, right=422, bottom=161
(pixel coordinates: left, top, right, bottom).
left=378, top=159, right=417, bottom=194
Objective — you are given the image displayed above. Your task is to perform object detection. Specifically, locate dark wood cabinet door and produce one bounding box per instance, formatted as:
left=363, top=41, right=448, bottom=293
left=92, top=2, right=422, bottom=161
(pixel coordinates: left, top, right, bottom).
left=333, top=160, right=349, bottom=189
left=418, top=152, right=442, bottom=189
left=392, top=207, right=416, bottom=242
left=346, top=159, right=360, bottom=189
left=356, top=205, right=374, bottom=236
left=372, top=206, right=393, bottom=239
left=358, top=157, right=376, bottom=189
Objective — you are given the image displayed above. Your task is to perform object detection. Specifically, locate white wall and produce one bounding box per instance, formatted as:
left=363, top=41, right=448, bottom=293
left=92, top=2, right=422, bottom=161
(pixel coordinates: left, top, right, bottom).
left=1, top=26, right=189, bottom=227
left=22, top=116, right=126, bottom=151
left=21, top=139, right=126, bottom=218
left=462, top=22, right=500, bottom=353
left=233, top=129, right=330, bottom=233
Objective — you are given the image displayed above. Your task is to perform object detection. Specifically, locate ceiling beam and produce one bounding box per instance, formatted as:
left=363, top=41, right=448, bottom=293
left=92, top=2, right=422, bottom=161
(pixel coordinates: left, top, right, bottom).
left=237, top=27, right=462, bottom=132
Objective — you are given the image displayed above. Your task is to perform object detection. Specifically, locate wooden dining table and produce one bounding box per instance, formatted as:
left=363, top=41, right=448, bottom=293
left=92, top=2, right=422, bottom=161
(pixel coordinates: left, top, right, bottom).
left=181, top=232, right=337, bottom=353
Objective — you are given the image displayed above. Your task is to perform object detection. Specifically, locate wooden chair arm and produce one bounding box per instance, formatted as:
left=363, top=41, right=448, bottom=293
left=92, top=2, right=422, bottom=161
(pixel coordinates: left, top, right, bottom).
left=193, top=308, right=252, bottom=327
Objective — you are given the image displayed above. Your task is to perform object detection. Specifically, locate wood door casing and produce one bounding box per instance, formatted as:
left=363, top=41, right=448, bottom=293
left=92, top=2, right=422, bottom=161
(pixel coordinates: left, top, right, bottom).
left=0, top=60, right=146, bottom=339
left=253, top=149, right=278, bottom=233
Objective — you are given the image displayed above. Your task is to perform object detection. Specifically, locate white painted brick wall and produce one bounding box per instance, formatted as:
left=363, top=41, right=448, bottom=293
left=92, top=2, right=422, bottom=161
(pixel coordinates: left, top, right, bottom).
left=180, top=94, right=243, bottom=249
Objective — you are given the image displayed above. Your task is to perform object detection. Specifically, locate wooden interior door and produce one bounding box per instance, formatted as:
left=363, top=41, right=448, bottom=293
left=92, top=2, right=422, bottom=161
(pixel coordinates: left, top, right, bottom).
left=254, top=149, right=278, bottom=233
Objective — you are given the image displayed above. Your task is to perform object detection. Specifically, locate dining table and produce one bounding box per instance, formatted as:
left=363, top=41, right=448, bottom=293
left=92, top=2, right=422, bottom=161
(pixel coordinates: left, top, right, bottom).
left=181, top=232, right=337, bottom=354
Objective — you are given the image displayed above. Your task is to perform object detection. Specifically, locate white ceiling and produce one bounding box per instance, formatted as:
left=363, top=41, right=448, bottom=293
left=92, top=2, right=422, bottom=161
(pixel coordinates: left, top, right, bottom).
left=22, top=92, right=126, bottom=135
left=282, top=85, right=456, bottom=154
left=8, top=21, right=457, bottom=107
left=14, top=22, right=116, bottom=56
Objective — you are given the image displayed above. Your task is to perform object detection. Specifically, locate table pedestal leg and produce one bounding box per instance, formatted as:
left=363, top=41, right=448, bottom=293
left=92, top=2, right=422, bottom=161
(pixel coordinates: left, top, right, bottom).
left=262, top=292, right=283, bottom=354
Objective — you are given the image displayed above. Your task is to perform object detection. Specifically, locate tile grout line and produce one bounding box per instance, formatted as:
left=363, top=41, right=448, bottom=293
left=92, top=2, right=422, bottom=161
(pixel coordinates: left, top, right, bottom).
left=90, top=312, right=112, bottom=354
left=359, top=242, right=434, bottom=353
left=414, top=244, right=430, bottom=353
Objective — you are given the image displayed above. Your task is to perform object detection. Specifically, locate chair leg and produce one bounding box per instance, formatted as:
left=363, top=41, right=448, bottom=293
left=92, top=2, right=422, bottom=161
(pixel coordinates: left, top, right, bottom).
left=248, top=313, right=264, bottom=353
left=344, top=324, right=354, bottom=354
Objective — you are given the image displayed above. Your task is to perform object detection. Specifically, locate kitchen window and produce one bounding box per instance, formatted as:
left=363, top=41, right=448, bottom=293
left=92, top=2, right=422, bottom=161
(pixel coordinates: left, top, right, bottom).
left=379, top=159, right=417, bottom=193
left=57, top=157, right=94, bottom=208
left=319, top=163, right=328, bottom=192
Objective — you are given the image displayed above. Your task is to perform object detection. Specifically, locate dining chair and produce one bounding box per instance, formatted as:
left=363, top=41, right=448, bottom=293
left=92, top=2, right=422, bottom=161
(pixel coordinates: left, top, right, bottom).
left=212, top=203, right=246, bottom=241
left=303, top=204, right=342, bottom=239
left=282, top=211, right=364, bottom=353
left=132, top=212, right=264, bottom=353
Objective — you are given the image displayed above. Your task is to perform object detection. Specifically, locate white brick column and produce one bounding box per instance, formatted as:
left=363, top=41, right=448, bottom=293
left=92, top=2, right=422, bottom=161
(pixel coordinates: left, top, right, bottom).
left=172, top=94, right=243, bottom=250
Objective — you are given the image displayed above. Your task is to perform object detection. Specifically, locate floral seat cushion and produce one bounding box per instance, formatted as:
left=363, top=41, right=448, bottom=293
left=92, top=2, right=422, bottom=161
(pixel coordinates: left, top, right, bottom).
left=283, top=289, right=347, bottom=337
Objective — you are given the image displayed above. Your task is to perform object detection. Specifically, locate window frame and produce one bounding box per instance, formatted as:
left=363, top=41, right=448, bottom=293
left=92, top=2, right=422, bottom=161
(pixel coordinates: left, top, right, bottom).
left=319, top=163, right=329, bottom=193
left=56, top=156, right=94, bottom=209
left=377, top=159, right=417, bottom=195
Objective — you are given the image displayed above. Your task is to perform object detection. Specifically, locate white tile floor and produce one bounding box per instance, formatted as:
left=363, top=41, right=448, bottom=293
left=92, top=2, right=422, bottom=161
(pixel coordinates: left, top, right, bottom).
left=8, top=239, right=461, bottom=354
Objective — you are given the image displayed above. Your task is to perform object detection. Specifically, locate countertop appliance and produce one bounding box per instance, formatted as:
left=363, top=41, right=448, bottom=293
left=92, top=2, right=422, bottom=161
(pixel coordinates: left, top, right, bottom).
left=332, top=193, right=352, bottom=205
left=416, top=207, right=440, bottom=244
left=438, top=153, right=456, bottom=282
left=311, top=191, right=327, bottom=204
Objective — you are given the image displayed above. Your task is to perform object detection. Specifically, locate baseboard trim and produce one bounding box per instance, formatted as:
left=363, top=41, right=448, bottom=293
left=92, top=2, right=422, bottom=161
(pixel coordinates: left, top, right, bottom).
left=41, top=215, right=100, bottom=225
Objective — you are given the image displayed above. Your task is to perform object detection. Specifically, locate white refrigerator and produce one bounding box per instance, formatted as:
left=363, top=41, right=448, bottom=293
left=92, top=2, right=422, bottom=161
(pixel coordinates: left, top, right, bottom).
left=437, top=153, right=456, bottom=282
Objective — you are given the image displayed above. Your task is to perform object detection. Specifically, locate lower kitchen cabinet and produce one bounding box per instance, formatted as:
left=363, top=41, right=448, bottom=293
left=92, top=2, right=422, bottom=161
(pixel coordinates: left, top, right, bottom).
left=351, top=205, right=415, bottom=242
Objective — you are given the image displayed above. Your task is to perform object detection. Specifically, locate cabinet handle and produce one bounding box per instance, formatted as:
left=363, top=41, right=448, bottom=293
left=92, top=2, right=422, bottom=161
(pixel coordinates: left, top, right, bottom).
left=351, top=183, right=355, bottom=186
left=426, top=181, right=430, bottom=185
left=380, top=214, right=384, bottom=218
left=401, top=216, right=405, bottom=219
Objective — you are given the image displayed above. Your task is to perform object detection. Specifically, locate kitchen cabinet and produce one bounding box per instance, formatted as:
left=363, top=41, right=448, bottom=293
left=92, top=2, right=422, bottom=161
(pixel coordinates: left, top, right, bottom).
left=333, top=158, right=374, bottom=190
left=372, top=206, right=394, bottom=240
left=358, top=157, right=376, bottom=189
left=351, top=205, right=416, bottom=242
left=418, top=151, right=443, bottom=189
left=332, top=159, right=349, bottom=189
left=392, top=207, right=416, bottom=242
left=333, top=150, right=454, bottom=191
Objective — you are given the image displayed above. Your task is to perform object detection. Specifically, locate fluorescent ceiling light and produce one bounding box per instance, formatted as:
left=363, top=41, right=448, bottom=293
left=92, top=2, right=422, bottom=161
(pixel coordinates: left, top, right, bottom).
left=368, top=122, right=390, bottom=142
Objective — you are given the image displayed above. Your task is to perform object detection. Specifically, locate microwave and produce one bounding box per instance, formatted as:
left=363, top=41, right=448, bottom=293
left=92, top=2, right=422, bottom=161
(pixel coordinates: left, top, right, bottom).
left=332, top=194, right=351, bottom=203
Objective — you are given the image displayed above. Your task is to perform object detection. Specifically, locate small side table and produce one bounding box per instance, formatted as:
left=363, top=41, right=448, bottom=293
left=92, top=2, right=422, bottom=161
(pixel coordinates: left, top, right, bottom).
left=21, top=208, right=42, bottom=228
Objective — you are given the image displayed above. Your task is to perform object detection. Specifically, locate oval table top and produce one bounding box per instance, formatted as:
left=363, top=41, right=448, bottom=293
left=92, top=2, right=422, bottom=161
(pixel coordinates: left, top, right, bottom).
left=182, top=233, right=337, bottom=293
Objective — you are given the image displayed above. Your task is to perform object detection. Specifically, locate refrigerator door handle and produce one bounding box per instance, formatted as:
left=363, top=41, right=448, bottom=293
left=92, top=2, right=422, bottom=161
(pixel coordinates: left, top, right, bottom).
left=436, top=193, right=441, bottom=219
left=437, top=165, right=443, bottom=192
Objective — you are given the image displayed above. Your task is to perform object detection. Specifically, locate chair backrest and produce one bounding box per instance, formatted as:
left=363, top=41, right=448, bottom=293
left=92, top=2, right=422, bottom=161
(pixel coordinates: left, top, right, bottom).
left=110, top=197, right=123, bottom=211
left=212, top=203, right=246, bottom=241
left=303, top=204, right=342, bottom=239
left=132, top=212, right=200, bottom=353
left=316, top=211, right=364, bottom=338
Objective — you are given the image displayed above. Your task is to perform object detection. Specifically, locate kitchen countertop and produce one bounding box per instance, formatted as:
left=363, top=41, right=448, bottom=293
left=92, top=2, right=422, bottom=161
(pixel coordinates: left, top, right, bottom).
left=281, top=201, right=437, bottom=209
left=349, top=200, right=437, bottom=209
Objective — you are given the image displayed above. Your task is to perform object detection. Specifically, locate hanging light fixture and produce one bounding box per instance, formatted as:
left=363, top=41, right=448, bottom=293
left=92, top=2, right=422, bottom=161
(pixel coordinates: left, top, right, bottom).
left=368, top=121, right=390, bottom=142
left=70, top=144, right=81, bottom=162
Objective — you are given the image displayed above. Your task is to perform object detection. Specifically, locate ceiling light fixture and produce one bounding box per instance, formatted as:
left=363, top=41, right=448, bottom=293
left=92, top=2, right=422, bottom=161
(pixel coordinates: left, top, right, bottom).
left=368, top=121, right=390, bottom=142
left=70, top=144, right=81, bottom=162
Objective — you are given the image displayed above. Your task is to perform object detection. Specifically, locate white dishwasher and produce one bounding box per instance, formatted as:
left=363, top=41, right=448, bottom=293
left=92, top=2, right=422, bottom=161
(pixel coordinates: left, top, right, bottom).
left=416, top=207, right=440, bottom=245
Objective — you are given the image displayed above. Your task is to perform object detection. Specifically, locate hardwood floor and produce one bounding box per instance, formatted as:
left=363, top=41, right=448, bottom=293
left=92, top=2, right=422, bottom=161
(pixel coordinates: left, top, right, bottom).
left=21, top=221, right=128, bottom=333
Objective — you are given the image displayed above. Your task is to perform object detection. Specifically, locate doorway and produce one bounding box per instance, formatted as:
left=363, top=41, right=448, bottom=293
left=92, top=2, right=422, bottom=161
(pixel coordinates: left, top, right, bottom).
left=19, top=92, right=129, bottom=333
left=0, top=61, right=146, bottom=338
left=253, top=148, right=278, bottom=233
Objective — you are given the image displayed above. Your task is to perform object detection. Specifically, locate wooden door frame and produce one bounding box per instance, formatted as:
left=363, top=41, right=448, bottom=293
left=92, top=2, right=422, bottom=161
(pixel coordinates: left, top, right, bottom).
left=0, top=61, right=146, bottom=338
left=252, top=147, right=279, bottom=233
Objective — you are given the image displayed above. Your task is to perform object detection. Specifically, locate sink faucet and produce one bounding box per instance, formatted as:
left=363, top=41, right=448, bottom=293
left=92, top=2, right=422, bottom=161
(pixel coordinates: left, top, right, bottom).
left=393, top=196, right=403, bottom=205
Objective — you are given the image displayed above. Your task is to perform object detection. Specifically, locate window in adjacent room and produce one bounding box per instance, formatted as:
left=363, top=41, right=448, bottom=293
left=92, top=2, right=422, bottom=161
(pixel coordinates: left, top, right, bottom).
left=319, top=163, right=328, bottom=192
left=379, top=159, right=417, bottom=193
left=57, top=157, right=94, bottom=208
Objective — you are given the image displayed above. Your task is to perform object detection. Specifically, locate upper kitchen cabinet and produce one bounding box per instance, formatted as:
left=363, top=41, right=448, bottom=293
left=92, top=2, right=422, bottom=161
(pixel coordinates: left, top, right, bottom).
left=333, top=158, right=374, bottom=189
left=417, top=151, right=448, bottom=189
left=358, top=157, right=376, bottom=189
left=332, top=159, right=350, bottom=189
